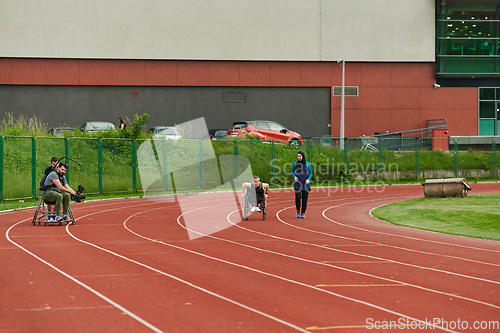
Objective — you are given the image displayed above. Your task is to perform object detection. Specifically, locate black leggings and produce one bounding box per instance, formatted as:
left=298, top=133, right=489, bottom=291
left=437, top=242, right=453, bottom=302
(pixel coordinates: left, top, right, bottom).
left=295, top=190, right=309, bottom=213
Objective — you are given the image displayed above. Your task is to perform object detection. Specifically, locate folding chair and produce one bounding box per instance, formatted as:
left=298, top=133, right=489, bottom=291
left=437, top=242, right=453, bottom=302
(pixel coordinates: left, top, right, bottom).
left=361, top=135, right=378, bottom=151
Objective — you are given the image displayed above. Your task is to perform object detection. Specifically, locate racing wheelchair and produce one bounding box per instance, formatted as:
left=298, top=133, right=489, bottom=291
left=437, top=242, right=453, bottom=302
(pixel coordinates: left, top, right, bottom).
left=241, top=190, right=267, bottom=221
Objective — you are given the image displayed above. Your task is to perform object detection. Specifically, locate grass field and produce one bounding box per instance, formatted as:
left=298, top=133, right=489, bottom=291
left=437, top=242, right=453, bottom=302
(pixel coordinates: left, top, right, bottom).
left=372, top=193, right=500, bottom=241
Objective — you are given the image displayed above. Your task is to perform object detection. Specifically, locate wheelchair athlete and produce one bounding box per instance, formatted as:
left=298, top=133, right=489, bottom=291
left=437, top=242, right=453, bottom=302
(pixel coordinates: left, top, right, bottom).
left=241, top=176, right=269, bottom=212
left=40, top=162, right=77, bottom=222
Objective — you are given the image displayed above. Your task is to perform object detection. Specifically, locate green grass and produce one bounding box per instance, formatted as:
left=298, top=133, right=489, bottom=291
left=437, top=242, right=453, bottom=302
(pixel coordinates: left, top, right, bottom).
left=372, top=193, right=500, bottom=241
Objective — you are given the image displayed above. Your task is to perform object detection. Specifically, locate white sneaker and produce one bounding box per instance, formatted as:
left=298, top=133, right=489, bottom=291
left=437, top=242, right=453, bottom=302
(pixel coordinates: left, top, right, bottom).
left=255, top=207, right=261, bottom=212
left=250, top=207, right=256, bottom=212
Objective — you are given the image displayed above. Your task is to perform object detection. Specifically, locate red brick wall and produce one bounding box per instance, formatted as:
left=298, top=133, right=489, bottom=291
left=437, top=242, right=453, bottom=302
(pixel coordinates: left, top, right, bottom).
left=0, top=58, right=478, bottom=136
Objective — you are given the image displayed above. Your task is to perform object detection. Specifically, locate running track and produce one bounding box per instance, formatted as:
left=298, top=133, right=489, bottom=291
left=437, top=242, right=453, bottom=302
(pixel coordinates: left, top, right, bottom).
left=1, top=184, right=500, bottom=332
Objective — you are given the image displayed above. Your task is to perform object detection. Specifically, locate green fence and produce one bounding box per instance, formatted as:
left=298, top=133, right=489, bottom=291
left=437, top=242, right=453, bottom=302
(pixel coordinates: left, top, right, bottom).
left=0, top=135, right=498, bottom=202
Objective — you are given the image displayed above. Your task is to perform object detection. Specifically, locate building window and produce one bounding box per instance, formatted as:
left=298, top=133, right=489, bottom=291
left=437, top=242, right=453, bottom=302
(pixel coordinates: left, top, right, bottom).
left=332, top=86, right=358, bottom=96
left=478, top=87, right=500, bottom=135
left=436, top=1, right=500, bottom=78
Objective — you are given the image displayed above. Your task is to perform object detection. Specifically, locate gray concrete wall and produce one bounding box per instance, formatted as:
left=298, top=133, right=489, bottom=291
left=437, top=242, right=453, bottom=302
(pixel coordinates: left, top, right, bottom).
left=0, top=86, right=331, bottom=138
left=1, top=0, right=435, bottom=62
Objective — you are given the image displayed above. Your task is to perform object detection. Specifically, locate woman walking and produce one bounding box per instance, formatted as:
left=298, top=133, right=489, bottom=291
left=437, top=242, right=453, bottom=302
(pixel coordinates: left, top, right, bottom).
left=118, top=116, right=127, bottom=130
left=292, top=150, right=312, bottom=218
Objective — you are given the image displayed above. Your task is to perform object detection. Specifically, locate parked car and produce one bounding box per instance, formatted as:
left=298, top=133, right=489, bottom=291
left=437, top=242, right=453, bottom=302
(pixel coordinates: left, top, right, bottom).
left=211, top=129, right=228, bottom=140
left=148, top=126, right=181, bottom=140
left=80, top=121, right=115, bottom=133
left=48, top=127, right=75, bottom=137
left=226, top=120, right=302, bottom=146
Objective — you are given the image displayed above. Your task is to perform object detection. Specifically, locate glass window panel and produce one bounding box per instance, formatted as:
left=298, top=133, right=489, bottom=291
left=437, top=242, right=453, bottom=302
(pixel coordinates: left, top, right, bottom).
left=497, top=88, right=500, bottom=99
left=437, top=1, right=500, bottom=78
left=480, top=88, right=495, bottom=100
left=441, top=58, right=495, bottom=74
left=440, top=20, right=498, bottom=38
left=445, top=39, right=464, bottom=55
left=480, top=101, right=496, bottom=118
left=255, top=122, right=270, bottom=130
left=441, top=0, right=500, bottom=18
left=469, top=58, right=495, bottom=73
left=479, top=119, right=495, bottom=136
left=438, top=39, right=447, bottom=56
left=267, top=122, right=285, bottom=131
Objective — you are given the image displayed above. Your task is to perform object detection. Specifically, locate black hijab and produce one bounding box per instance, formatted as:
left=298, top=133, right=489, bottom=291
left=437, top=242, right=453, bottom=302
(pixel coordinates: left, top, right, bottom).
left=296, top=150, right=306, bottom=171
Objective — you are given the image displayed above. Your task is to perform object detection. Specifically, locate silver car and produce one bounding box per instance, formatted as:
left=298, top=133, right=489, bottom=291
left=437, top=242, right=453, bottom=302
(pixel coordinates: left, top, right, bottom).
left=80, top=121, right=116, bottom=133
left=148, top=126, right=182, bottom=140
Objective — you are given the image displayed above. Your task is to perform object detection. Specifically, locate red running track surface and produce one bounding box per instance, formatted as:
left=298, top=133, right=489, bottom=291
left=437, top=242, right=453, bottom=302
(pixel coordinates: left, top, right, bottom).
left=1, top=184, right=500, bottom=332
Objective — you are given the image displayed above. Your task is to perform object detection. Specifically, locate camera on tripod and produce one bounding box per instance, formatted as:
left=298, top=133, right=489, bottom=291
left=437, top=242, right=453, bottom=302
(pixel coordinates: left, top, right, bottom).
left=71, top=185, right=86, bottom=203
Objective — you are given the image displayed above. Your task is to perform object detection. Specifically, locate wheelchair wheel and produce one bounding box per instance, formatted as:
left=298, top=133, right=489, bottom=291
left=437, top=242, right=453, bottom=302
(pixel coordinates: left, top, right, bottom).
left=32, top=197, right=43, bottom=226
left=261, top=199, right=266, bottom=220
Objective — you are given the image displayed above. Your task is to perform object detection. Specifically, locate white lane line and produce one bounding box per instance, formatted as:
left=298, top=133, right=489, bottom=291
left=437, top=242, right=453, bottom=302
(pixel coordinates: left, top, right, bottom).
left=158, top=195, right=500, bottom=309
left=120, top=206, right=457, bottom=332
left=14, top=305, right=115, bottom=312
left=217, top=209, right=500, bottom=310
left=368, top=203, right=500, bottom=252
left=270, top=194, right=500, bottom=268
left=117, top=205, right=455, bottom=332
left=274, top=203, right=500, bottom=286
left=5, top=218, right=164, bottom=333
left=319, top=204, right=500, bottom=267
left=307, top=187, right=500, bottom=254
left=67, top=208, right=310, bottom=333
left=317, top=190, right=500, bottom=254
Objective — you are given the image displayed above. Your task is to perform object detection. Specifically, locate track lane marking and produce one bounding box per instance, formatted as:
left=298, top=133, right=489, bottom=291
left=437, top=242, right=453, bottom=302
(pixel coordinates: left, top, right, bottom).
left=329, top=199, right=500, bottom=254
left=316, top=284, right=406, bottom=287
left=203, top=207, right=500, bottom=311
left=307, top=324, right=404, bottom=330
left=14, top=305, right=115, bottom=312
left=10, top=235, right=69, bottom=237
left=321, top=244, right=380, bottom=247
left=271, top=193, right=500, bottom=269
left=5, top=217, right=164, bottom=333
left=272, top=197, right=500, bottom=282
left=67, top=207, right=310, bottom=333
left=121, top=203, right=459, bottom=332
left=5, top=187, right=494, bottom=332
left=320, top=261, right=393, bottom=264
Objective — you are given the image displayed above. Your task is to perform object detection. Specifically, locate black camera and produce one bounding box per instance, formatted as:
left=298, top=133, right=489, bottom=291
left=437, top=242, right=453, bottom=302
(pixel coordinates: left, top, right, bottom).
left=71, top=185, right=86, bottom=203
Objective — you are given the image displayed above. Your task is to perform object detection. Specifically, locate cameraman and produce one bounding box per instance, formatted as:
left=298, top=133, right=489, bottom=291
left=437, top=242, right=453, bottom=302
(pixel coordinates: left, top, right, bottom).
left=43, top=157, right=59, bottom=220
left=41, top=162, right=76, bottom=222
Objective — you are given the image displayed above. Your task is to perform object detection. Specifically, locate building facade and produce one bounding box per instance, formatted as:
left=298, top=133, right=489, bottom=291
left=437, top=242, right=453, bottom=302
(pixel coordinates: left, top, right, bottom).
left=0, top=0, right=498, bottom=138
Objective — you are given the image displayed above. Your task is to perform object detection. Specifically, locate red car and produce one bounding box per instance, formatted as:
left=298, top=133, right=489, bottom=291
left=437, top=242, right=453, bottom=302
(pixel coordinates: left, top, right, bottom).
left=227, top=120, right=302, bottom=146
